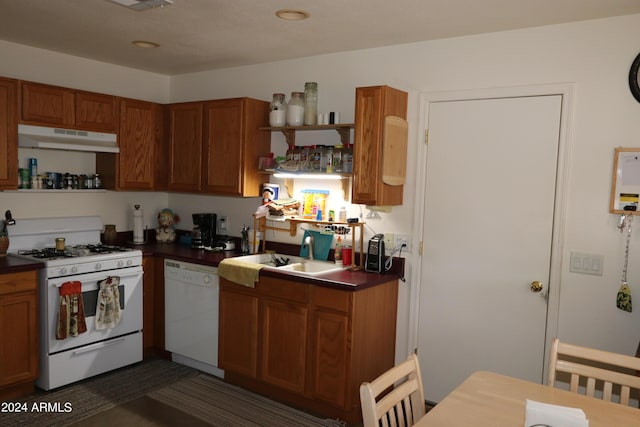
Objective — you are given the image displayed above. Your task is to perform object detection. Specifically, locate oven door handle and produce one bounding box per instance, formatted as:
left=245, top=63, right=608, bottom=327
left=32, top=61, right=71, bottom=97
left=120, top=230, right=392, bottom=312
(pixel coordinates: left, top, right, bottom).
left=51, top=268, right=143, bottom=288
left=71, top=337, right=127, bottom=355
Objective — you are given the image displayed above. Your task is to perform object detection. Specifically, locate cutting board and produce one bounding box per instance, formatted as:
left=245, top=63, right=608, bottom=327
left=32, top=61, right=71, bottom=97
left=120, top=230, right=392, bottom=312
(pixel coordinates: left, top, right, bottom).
left=382, top=115, right=408, bottom=186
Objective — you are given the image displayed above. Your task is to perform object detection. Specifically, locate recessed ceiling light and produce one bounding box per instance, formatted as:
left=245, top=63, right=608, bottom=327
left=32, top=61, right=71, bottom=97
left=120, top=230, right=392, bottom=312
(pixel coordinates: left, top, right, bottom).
left=275, top=9, right=310, bottom=21
left=132, top=40, right=160, bottom=48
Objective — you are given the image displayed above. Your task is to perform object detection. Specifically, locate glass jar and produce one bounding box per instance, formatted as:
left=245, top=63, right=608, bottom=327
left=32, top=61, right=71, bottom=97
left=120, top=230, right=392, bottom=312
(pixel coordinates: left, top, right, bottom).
left=343, top=144, right=353, bottom=173
left=333, top=144, right=343, bottom=172
left=287, top=92, right=305, bottom=126
left=269, top=93, right=287, bottom=127
left=303, top=82, right=318, bottom=125
left=324, top=146, right=334, bottom=173
left=103, top=224, right=117, bottom=245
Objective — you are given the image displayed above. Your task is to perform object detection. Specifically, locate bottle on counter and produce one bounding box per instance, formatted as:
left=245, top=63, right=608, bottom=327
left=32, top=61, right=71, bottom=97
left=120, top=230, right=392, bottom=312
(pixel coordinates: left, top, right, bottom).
left=334, top=236, right=343, bottom=264
left=241, top=225, right=250, bottom=254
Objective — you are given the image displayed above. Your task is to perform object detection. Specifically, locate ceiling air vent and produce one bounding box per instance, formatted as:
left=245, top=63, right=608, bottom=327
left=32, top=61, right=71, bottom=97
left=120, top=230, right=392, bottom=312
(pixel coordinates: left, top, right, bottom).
left=108, top=0, right=173, bottom=11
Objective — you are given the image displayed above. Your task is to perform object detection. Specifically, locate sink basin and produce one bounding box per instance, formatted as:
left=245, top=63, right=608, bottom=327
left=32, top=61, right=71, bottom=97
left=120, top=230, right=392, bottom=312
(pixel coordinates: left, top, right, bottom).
left=231, top=253, right=307, bottom=267
left=231, top=253, right=347, bottom=276
left=276, top=261, right=347, bottom=276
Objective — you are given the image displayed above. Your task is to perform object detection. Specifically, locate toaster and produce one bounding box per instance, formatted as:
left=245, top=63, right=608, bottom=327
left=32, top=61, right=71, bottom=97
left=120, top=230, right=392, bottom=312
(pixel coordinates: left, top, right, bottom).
left=365, top=234, right=385, bottom=273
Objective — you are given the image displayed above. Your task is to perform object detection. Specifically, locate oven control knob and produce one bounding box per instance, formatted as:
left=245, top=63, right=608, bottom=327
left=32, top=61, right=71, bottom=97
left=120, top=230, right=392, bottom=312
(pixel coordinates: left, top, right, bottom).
left=59, top=267, right=67, bottom=276
left=71, top=266, right=78, bottom=274
left=95, top=262, right=102, bottom=270
left=127, top=259, right=133, bottom=266
left=117, top=260, right=124, bottom=268
left=203, top=275, right=211, bottom=284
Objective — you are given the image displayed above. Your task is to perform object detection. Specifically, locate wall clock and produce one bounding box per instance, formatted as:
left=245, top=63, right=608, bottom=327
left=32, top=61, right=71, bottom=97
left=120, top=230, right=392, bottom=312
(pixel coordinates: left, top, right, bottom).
left=630, top=52, right=640, bottom=103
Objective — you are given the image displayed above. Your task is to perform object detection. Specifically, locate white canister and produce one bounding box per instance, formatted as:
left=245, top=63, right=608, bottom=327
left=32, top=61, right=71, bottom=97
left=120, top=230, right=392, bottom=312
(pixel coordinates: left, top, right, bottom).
left=287, top=92, right=305, bottom=126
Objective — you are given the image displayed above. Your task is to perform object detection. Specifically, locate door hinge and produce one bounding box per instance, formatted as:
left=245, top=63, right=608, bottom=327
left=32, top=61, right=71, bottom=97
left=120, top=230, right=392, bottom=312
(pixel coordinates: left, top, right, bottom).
left=424, top=129, right=429, bottom=144
left=418, top=241, right=424, bottom=255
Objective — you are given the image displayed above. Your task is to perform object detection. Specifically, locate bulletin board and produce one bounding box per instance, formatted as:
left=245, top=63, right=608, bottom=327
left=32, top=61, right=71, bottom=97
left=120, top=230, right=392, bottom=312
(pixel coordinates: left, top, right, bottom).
left=610, top=147, right=640, bottom=215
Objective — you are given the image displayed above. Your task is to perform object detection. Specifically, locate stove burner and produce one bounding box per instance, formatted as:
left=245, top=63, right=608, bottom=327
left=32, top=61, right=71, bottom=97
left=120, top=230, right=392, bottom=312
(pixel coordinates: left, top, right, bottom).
left=18, top=248, right=74, bottom=260
left=18, top=244, right=133, bottom=259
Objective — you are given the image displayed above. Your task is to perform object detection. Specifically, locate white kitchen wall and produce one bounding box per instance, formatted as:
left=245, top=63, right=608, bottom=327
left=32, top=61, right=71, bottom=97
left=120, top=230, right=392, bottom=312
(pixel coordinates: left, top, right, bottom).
left=169, top=14, right=640, bottom=359
left=2, top=13, right=640, bottom=362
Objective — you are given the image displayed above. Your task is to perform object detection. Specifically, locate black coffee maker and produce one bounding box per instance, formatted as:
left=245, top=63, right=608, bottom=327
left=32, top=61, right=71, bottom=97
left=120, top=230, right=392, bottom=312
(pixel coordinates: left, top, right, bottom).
left=192, top=213, right=217, bottom=249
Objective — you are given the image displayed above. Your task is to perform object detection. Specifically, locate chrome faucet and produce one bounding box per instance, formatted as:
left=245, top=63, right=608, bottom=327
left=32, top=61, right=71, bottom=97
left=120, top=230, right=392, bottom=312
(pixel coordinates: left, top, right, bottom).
left=304, top=234, right=314, bottom=260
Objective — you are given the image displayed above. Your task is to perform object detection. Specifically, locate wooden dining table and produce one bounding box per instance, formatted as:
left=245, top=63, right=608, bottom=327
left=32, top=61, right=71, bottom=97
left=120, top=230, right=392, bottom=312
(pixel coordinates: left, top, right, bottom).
left=415, top=370, right=640, bottom=426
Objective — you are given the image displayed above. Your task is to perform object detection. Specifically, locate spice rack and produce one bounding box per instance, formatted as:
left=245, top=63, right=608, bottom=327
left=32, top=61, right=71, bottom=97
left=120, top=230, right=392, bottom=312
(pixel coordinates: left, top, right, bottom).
left=253, top=215, right=365, bottom=270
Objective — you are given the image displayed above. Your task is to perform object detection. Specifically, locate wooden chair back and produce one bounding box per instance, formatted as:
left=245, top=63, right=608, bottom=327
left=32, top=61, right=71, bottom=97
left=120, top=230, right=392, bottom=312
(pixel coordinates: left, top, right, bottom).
left=360, top=353, right=426, bottom=427
left=547, top=337, right=640, bottom=406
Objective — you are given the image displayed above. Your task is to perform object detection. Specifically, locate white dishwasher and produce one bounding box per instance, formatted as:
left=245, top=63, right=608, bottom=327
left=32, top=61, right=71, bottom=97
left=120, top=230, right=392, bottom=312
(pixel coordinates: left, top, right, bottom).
left=165, top=259, right=224, bottom=378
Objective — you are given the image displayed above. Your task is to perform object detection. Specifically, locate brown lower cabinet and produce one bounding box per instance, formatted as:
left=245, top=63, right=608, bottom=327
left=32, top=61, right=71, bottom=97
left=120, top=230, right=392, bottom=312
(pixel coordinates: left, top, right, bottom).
left=0, top=270, right=38, bottom=400
left=142, top=255, right=170, bottom=359
left=219, top=275, right=399, bottom=424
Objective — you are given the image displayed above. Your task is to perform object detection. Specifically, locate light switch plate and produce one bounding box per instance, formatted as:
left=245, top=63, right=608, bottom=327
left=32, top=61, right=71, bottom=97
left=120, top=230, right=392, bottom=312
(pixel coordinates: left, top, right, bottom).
left=569, top=252, right=604, bottom=276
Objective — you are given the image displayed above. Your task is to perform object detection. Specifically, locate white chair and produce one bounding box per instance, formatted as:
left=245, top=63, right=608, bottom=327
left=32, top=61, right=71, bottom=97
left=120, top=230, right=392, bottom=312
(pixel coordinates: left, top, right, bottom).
left=360, top=353, right=426, bottom=427
left=547, top=337, right=640, bottom=406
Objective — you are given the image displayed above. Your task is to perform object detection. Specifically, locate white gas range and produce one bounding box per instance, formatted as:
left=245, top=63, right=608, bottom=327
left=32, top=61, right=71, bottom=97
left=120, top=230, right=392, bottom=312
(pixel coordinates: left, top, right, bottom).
left=9, top=216, right=143, bottom=390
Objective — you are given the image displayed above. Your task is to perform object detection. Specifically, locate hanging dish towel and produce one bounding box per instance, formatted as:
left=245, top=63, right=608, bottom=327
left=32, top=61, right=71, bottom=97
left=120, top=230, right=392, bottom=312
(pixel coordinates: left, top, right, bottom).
left=95, top=276, right=122, bottom=330
left=56, top=281, right=87, bottom=340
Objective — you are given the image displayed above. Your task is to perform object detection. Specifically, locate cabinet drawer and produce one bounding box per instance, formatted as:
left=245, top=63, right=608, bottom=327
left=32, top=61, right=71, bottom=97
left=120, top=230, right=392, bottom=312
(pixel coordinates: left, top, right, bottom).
left=311, top=286, right=350, bottom=313
left=0, top=271, right=37, bottom=295
left=257, top=276, right=307, bottom=303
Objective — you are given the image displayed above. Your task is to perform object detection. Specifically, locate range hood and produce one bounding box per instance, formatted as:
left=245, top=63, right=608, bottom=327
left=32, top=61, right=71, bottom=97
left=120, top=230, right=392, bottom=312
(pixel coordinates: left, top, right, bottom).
left=18, top=124, right=119, bottom=153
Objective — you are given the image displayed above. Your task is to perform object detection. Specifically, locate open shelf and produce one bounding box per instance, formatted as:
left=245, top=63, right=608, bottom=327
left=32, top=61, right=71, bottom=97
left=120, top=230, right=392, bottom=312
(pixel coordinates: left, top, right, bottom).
left=260, top=123, right=354, bottom=146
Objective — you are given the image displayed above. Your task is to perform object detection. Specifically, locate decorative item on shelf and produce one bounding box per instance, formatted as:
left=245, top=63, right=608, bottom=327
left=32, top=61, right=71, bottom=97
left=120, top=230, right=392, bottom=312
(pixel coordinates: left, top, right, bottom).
left=269, top=93, right=287, bottom=127
left=156, top=208, right=179, bottom=243
left=261, top=183, right=279, bottom=204
left=304, top=82, right=318, bottom=125
left=301, top=189, right=329, bottom=220
left=287, top=91, right=305, bottom=126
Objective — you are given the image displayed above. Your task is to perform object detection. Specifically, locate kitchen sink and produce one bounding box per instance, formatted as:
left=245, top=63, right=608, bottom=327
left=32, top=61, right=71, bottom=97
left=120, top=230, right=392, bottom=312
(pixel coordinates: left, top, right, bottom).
left=276, top=261, right=347, bottom=276
left=231, top=253, right=307, bottom=267
left=231, top=253, right=347, bottom=276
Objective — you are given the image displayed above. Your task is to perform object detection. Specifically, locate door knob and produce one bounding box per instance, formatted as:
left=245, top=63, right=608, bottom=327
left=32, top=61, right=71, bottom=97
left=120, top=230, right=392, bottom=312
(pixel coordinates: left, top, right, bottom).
left=530, top=281, right=543, bottom=293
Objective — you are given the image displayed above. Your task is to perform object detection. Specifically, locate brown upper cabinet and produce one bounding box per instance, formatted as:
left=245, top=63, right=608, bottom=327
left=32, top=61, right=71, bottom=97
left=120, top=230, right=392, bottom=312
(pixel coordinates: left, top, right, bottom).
left=20, top=81, right=119, bottom=132
left=166, top=102, right=204, bottom=192
left=352, top=85, right=408, bottom=206
left=96, top=98, right=162, bottom=191
left=201, top=98, right=270, bottom=196
left=0, top=77, right=18, bottom=190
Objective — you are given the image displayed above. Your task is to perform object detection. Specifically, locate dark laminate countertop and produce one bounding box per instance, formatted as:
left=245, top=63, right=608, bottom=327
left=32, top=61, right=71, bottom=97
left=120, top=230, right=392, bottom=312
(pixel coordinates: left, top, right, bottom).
left=136, top=241, right=403, bottom=291
left=0, top=240, right=403, bottom=290
left=0, top=255, right=44, bottom=274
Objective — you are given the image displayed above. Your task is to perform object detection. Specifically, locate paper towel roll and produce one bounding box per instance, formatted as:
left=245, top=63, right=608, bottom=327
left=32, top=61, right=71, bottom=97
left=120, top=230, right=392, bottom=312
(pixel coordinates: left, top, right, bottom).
left=133, top=204, right=144, bottom=244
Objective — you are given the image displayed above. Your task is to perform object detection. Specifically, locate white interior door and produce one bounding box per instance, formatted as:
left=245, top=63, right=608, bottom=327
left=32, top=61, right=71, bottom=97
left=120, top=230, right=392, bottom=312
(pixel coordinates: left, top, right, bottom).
left=417, top=94, right=562, bottom=402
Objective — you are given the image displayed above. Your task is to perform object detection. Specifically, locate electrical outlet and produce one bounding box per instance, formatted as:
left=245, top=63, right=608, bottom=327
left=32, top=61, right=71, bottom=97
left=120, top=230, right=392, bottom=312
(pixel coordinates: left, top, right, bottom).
left=218, top=216, right=228, bottom=234
left=395, top=233, right=410, bottom=253
left=383, top=233, right=394, bottom=251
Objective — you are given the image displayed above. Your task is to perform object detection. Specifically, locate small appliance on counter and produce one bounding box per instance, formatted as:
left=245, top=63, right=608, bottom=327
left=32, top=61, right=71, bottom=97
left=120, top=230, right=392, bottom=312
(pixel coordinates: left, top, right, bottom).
left=365, top=233, right=385, bottom=273
left=215, top=236, right=235, bottom=251
left=192, top=213, right=217, bottom=248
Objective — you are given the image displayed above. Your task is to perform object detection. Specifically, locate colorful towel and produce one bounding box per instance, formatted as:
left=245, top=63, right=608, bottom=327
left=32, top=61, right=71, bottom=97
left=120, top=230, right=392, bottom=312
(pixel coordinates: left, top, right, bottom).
left=218, top=258, right=263, bottom=288
left=299, top=230, right=333, bottom=261
left=95, top=276, right=122, bottom=330
left=56, top=281, right=87, bottom=340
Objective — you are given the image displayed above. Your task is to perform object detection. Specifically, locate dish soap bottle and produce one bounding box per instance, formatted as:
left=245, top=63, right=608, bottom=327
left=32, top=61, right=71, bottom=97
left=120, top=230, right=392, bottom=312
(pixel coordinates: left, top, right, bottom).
left=334, top=236, right=343, bottom=264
